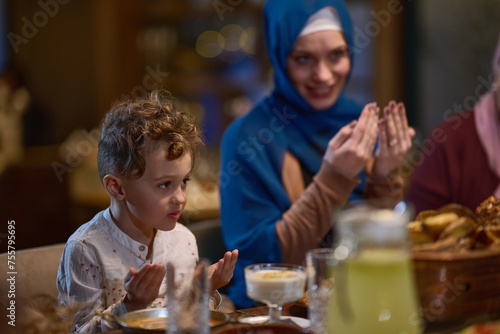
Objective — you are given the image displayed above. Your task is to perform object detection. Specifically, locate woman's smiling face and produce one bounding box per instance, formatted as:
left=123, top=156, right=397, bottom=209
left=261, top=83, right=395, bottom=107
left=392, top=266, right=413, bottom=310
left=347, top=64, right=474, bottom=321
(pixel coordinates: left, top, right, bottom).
left=287, top=30, right=351, bottom=111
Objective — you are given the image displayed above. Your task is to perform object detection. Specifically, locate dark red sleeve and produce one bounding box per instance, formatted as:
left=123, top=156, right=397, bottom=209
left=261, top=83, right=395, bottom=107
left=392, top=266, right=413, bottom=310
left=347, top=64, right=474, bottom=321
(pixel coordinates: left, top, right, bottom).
left=405, top=136, right=452, bottom=214
left=406, top=112, right=499, bottom=214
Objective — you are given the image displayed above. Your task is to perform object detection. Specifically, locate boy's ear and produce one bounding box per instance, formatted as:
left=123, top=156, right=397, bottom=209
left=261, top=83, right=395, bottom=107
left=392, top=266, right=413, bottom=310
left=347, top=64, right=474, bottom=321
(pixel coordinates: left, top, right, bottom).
left=103, top=174, right=125, bottom=200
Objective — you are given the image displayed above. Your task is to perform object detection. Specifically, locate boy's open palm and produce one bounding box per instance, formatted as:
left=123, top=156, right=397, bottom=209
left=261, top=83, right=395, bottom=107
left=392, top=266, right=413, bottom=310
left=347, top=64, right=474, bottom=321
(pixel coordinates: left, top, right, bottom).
left=123, top=263, right=166, bottom=311
left=209, top=249, right=239, bottom=291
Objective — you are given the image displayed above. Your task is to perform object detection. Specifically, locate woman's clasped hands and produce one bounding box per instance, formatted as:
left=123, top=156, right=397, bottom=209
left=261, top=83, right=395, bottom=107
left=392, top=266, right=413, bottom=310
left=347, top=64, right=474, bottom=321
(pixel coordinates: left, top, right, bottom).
left=324, top=100, right=415, bottom=179
left=373, top=101, right=416, bottom=176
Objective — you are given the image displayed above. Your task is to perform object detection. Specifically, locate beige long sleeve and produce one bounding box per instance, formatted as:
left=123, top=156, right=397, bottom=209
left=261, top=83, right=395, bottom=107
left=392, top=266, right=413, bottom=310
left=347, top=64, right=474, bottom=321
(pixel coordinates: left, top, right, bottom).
left=275, top=153, right=405, bottom=264
left=363, top=156, right=405, bottom=207
left=276, top=152, right=359, bottom=264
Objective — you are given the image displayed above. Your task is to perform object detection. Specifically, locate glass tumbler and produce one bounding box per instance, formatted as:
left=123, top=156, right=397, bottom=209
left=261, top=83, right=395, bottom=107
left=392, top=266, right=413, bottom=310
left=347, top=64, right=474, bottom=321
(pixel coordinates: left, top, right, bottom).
left=167, top=259, right=211, bottom=334
left=306, top=248, right=336, bottom=334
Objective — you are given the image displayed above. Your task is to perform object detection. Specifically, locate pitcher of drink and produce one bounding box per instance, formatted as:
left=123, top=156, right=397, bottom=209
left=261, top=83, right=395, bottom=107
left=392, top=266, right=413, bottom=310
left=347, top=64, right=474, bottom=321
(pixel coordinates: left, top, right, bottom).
left=327, top=201, right=422, bottom=334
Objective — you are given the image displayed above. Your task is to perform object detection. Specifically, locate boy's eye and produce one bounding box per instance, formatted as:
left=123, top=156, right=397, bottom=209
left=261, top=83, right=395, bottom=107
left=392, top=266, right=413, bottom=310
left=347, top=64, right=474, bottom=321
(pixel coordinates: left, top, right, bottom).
left=159, top=182, right=171, bottom=190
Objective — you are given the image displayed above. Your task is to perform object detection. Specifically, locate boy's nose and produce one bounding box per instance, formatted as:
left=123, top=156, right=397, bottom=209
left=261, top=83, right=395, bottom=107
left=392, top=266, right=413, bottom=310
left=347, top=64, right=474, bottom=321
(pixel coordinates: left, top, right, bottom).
left=172, top=186, right=187, bottom=205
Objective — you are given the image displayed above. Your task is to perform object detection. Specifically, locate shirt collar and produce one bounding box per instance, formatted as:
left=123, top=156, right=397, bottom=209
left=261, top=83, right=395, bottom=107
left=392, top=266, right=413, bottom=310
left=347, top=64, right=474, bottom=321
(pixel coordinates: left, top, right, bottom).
left=102, top=208, right=151, bottom=261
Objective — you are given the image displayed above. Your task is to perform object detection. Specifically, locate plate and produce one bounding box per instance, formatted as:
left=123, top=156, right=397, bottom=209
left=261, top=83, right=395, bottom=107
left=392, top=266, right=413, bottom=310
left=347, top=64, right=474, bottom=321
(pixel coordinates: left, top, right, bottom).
left=238, top=315, right=310, bottom=328
left=111, top=309, right=229, bottom=333
left=210, top=310, right=231, bottom=327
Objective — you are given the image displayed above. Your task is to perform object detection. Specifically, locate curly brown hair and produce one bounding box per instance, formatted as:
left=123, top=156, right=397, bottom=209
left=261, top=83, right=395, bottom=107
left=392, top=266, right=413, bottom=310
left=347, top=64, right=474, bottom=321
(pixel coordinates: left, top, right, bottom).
left=97, top=89, right=204, bottom=180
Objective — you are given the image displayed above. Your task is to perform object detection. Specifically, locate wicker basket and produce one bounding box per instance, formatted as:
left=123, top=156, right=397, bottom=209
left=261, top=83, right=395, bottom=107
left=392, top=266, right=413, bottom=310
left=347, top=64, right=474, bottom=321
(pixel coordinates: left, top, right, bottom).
left=413, top=248, right=500, bottom=326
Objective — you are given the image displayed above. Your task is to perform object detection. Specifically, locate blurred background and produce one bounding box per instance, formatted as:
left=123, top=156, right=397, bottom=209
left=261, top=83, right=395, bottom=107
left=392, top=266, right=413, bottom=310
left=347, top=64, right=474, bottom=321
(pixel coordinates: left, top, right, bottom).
left=1, top=0, right=499, bottom=252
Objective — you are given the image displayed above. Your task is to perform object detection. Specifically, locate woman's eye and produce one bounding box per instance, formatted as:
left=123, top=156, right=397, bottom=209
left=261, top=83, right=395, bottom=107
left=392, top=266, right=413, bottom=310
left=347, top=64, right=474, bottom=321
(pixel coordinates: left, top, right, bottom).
left=182, top=178, right=191, bottom=186
left=330, top=48, right=349, bottom=61
left=294, top=55, right=310, bottom=64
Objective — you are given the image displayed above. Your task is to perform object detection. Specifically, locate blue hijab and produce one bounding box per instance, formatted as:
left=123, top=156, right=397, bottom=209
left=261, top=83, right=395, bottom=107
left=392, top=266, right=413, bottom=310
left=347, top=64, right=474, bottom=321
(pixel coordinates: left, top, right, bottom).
left=220, top=0, right=364, bottom=307
left=264, top=0, right=363, bottom=173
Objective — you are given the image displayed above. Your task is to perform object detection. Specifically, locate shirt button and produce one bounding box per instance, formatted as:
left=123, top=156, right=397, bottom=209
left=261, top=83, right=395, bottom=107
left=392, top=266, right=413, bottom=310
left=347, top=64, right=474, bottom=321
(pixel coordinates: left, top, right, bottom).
left=139, top=245, right=146, bottom=252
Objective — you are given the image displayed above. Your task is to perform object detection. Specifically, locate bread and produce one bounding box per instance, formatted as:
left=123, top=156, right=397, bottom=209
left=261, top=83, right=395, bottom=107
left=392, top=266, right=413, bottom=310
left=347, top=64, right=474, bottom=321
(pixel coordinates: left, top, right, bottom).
left=475, top=195, right=500, bottom=221
left=409, top=196, right=500, bottom=252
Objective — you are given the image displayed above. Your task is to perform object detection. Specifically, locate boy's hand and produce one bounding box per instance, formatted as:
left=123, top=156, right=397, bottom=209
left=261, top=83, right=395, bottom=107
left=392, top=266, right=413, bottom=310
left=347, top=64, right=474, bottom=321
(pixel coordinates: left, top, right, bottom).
left=209, top=249, right=238, bottom=291
left=123, top=263, right=165, bottom=311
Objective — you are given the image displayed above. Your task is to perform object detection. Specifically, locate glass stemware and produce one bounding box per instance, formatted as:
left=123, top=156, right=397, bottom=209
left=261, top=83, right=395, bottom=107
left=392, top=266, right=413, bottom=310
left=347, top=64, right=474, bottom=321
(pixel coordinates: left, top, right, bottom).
left=244, top=263, right=306, bottom=323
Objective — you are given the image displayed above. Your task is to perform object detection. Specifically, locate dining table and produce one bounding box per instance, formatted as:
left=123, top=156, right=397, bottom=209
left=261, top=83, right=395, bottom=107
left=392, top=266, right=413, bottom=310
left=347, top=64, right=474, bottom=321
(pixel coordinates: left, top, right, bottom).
left=102, top=301, right=488, bottom=334
left=104, top=302, right=308, bottom=334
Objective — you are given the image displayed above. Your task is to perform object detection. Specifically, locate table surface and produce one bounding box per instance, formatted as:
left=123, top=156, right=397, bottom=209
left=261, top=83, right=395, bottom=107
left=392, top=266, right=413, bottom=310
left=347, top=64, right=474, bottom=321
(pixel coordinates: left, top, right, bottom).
left=104, top=302, right=479, bottom=334
left=105, top=303, right=307, bottom=334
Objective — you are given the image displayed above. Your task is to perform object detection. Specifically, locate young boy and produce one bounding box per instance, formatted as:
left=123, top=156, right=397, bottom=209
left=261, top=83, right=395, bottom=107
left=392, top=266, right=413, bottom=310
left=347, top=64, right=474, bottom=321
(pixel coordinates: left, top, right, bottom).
left=57, top=90, right=238, bottom=332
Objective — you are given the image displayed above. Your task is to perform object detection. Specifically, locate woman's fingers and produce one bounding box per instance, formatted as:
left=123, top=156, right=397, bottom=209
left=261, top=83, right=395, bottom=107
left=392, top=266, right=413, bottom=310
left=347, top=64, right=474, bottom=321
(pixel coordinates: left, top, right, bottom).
left=384, top=101, right=400, bottom=150
left=372, top=100, right=415, bottom=176
left=397, top=103, right=415, bottom=147
left=381, top=101, right=415, bottom=153
left=329, top=120, right=356, bottom=150
left=359, top=103, right=379, bottom=151
left=378, top=118, right=388, bottom=148
left=352, top=102, right=376, bottom=140
left=324, top=102, right=381, bottom=178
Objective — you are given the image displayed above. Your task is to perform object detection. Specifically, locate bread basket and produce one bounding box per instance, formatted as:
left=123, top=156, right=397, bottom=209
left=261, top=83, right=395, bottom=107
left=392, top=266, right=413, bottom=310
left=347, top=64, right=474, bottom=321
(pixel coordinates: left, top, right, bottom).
left=413, top=248, right=500, bottom=328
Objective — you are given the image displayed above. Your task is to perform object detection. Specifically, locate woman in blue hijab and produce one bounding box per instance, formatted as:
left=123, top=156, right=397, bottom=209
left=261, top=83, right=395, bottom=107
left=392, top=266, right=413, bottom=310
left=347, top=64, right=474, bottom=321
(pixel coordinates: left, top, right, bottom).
left=219, top=0, right=414, bottom=308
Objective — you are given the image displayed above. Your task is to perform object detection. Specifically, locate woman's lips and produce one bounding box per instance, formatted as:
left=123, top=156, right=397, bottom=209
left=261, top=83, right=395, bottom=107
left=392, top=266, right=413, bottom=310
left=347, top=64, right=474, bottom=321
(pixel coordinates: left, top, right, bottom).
left=307, top=85, right=334, bottom=98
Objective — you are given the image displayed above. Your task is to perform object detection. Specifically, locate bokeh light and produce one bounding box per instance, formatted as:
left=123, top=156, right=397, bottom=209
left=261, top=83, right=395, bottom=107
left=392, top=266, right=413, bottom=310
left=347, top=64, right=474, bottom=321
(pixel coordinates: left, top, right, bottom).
left=196, top=24, right=256, bottom=59
left=240, top=26, right=256, bottom=55
left=195, top=30, right=225, bottom=58
left=219, top=24, right=245, bottom=52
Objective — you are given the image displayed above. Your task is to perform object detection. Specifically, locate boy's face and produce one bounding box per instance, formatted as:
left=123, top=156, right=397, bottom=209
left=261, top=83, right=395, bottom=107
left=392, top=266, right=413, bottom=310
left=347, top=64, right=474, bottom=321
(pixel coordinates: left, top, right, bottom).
left=120, top=141, right=192, bottom=234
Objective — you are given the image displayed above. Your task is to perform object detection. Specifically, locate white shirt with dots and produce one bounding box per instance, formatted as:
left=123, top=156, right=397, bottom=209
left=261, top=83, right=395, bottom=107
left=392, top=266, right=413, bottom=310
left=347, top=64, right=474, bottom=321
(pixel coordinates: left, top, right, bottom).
left=57, top=208, right=220, bottom=332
